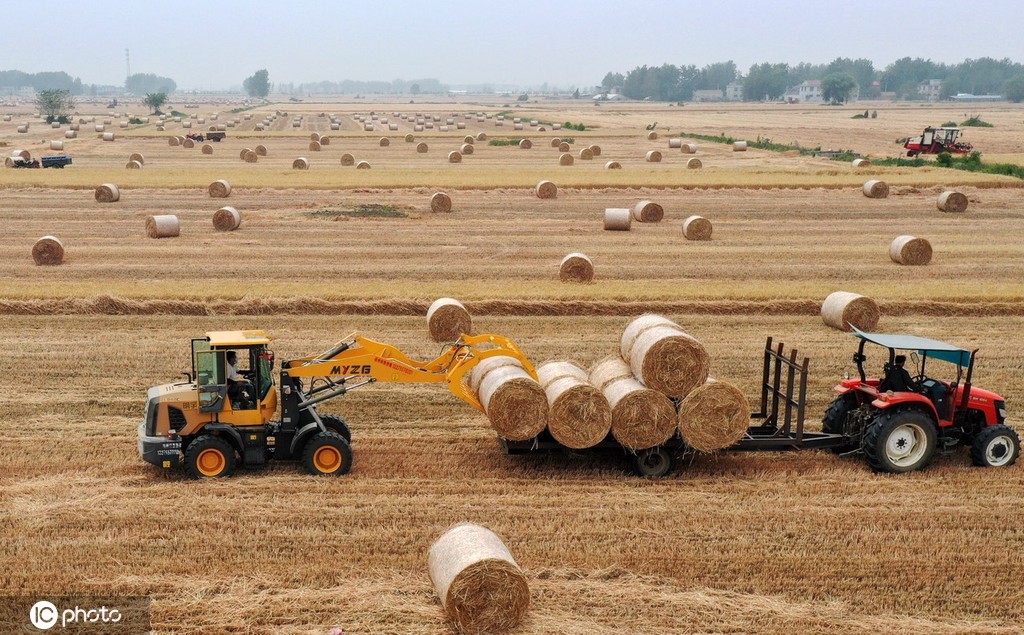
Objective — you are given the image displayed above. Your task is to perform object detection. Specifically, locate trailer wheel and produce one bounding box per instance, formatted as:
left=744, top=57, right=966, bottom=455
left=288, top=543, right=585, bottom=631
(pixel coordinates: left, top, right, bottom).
left=319, top=414, right=351, bottom=444
left=970, top=425, right=1020, bottom=467
left=635, top=447, right=673, bottom=478
left=302, top=431, right=352, bottom=476
left=862, top=409, right=937, bottom=473
left=821, top=393, right=858, bottom=453
left=184, top=434, right=237, bottom=479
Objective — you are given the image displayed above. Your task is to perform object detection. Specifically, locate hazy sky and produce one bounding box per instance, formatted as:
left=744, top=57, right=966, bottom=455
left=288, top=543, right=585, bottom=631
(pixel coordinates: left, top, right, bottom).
left=6, top=0, right=1022, bottom=90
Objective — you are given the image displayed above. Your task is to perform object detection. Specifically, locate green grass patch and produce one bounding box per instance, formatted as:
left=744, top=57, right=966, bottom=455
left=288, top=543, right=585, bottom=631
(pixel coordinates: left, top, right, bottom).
left=488, top=139, right=522, bottom=146
left=170, top=110, right=188, bottom=118
left=306, top=203, right=408, bottom=219
left=961, top=115, right=994, bottom=127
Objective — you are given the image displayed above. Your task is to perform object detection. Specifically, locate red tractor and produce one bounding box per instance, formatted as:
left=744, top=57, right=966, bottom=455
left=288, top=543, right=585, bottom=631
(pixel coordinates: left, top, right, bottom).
left=903, top=126, right=972, bottom=156
left=822, top=329, right=1017, bottom=473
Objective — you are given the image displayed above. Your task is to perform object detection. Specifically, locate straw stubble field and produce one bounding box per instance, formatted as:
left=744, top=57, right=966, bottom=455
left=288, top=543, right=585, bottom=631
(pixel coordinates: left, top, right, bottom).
left=2, top=98, right=1024, bottom=633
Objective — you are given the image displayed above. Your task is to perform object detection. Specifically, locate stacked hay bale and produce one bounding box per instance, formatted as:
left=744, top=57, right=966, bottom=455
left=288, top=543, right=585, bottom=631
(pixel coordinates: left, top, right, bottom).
left=590, top=357, right=676, bottom=450
left=620, top=315, right=710, bottom=400
left=676, top=379, right=750, bottom=452
left=821, top=291, right=880, bottom=331
left=469, top=357, right=548, bottom=441
left=537, top=361, right=611, bottom=448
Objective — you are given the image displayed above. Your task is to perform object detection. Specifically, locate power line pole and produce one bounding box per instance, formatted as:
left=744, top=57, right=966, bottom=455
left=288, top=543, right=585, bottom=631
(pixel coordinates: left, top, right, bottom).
left=125, top=49, right=131, bottom=84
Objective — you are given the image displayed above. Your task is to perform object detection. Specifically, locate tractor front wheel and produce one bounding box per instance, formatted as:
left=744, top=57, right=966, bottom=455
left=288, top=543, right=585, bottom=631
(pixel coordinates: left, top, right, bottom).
left=862, top=409, right=937, bottom=473
left=184, top=434, right=237, bottom=479
left=302, top=431, right=353, bottom=476
left=970, top=425, right=1020, bottom=468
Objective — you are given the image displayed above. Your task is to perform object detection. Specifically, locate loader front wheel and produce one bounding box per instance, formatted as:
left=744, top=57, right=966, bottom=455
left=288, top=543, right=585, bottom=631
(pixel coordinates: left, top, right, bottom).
left=862, top=409, right=937, bottom=473
left=185, top=435, right=237, bottom=479
left=303, top=431, right=352, bottom=476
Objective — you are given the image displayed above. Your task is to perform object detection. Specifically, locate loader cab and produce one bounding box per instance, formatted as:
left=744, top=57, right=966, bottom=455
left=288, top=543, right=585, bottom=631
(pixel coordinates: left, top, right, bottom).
left=192, top=330, right=278, bottom=426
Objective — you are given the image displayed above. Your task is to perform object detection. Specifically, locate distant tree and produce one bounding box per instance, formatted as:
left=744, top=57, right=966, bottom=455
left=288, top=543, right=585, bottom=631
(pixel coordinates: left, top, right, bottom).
left=125, top=73, right=176, bottom=95
left=1004, top=75, right=1024, bottom=102
left=743, top=63, right=790, bottom=101
left=601, top=72, right=624, bottom=91
left=517, top=93, right=529, bottom=102
left=243, top=69, right=270, bottom=98
left=822, top=72, right=858, bottom=104
left=409, top=83, right=420, bottom=95
left=144, top=92, right=167, bottom=113
left=573, top=88, right=580, bottom=99
left=36, top=89, right=74, bottom=123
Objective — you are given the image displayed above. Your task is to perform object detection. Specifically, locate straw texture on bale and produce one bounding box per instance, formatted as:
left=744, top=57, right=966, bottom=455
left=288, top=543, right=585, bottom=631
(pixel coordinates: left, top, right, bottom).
left=168, top=136, right=180, bottom=147
left=64, top=130, right=76, bottom=139
left=862, top=180, right=888, bottom=198
left=49, top=140, right=63, bottom=151
left=590, top=357, right=676, bottom=450
left=681, top=143, right=698, bottom=154
left=32, top=236, right=64, bottom=266
left=145, top=215, right=180, bottom=239
left=461, top=143, right=474, bottom=155
left=213, top=206, right=242, bottom=232
left=558, top=252, right=594, bottom=283
left=417, top=142, right=429, bottom=153
left=821, top=291, right=880, bottom=332
left=647, top=131, right=658, bottom=140
left=448, top=151, right=462, bottom=163
left=405, top=134, right=415, bottom=142
left=518, top=139, right=532, bottom=149
left=102, top=132, right=115, bottom=142
left=937, top=191, right=968, bottom=213
left=605, top=161, right=622, bottom=169
left=852, top=158, right=871, bottom=168
left=243, top=150, right=258, bottom=163
left=733, top=141, right=748, bottom=151
left=467, top=356, right=523, bottom=393
left=128, top=153, right=144, bottom=165
left=463, top=136, right=475, bottom=144
left=669, top=138, right=682, bottom=149
left=201, top=144, right=213, bottom=154
left=559, top=153, right=574, bottom=166
left=379, top=137, right=390, bottom=147
left=889, top=235, right=932, bottom=266
left=632, top=200, right=664, bottom=223
left=589, top=145, right=601, bottom=156
left=427, top=523, right=530, bottom=634
left=578, top=147, right=594, bottom=160
left=476, top=366, right=548, bottom=441
left=537, top=361, right=611, bottom=449
left=550, top=138, right=562, bottom=148
left=16, top=150, right=31, bottom=161
left=356, top=161, right=371, bottom=169
left=309, top=141, right=321, bottom=152
left=535, top=180, right=557, bottom=199
left=686, top=158, right=702, bottom=169
left=620, top=314, right=711, bottom=399
left=603, top=208, right=631, bottom=231
left=682, top=215, right=713, bottom=240
left=240, top=148, right=253, bottom=160
left=476, top=132, right=487, bottom=141
left=255, top=145, right=267, bottom=156
left=427, top=298, right=472, bottom=342
left=183, top=138, right=195, bottom=149
left=208, top=180, right=231, bottom=198
left=94, top=184, right=119, bottom=203
left=677, top=379, right=750, bottom=452
left=340, top=153, right=355, bottom=166
left=430, top=192, right=452, bottom=213
left=558, top=142, right=570, bottom=152
left=125, top=160, right=142, bottom=170
left=645, top=150, right=662, bottom=162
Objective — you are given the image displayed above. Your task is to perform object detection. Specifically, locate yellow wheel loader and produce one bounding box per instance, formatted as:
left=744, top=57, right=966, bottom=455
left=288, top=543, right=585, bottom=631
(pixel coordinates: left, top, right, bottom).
left=137, top=330, right=535, bottom=479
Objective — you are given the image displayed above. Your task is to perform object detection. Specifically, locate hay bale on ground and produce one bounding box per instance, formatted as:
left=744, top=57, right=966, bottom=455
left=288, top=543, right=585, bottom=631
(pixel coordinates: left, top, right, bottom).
left=863, top=180, right=888, bottom=198
left=669, top=138, right=682, bottom=148
left=427, top=298, right=472, bottom=342
left=405, top=133, right=415, bottom=142
left=309, top=141, right=321, bottom=152
left=129, top=153, right=145, bottom=165
left=463, top=135, right=475, bottom=144
left=937, top=191, right=968, bottom=213
left=647, top=131, right=658, bottom=140
left=461, top=143, right=475, bottom=155
left=356, top=161, right=371, bottom=169
left=32, top=236, right=64, bottom=266
left=379, top=137, right=390, bottom=147
left=476, top=365, right=548, bottom=440
left=519, top=139, right=532, bottom=149
left=889, top=235, right=932, bottom=266
left=430, top=192, right=452, bottom=213
left=428, top=523, right=530, bottom=634
left=677, top=379, right=750, bottom=452
left=605, top=161, right=622, bottom=169
left=852, top=158, right=871, bottom=168
left=620, top=314, right=711, bottom=399
left=208, top=180, right=231, bottom=198
left=145, top=215, right=180, bottom=239
left=49, top=140, right=63, bottom=151
left=319, top=136, right=330, bottom=146
left=733, top=141, right=747, bottom=151
left=681, top=143, right=698, bottom=154
left=537, top=361, right=611, bottom=449
left=559, top=252, right=594, bottom=283
left=645, top=150, right=662, bottom=162
left=243, top=150, right=258, bottom=163
left=201, top=144, right=213, bottom=154
left=94, top=183, right=119, bottom=202
left=604, top=208, right=631, bottom=231
left=64, top=130, right=77, bottom=139
left=254, top=145, right=268, bottom=156
left=558, top=142, right=570, bottom=152
left=682, top=215, right=713, bottom=240
left=292, top=157, right=310, bottom=170
left=448, top=151, right=462, bottom=163
left=476, top=132, right=487, bottom=141
left=559, top=153, right=574, bottom=166
left=417, top=142, right=429, bottom=153
left=535, top=180, right=557, bottom=199
left=632, top=200, right=663, bottom=223
left=578, top=147, right=594, bottom=160
left=213, top=206, right=242, bottom=231
left=125, top=160, right=142, bottom=169
left=103, top=132, right=116, bottom=142
left=550, top=138, right=562, bottom=148
left=590, top=357, right=676, bottom=450
left=686, top=158, right=702, bottom=169
left=821, top=291, right=880, bottom=332
left=182, top=138, right=194, bottom=148
left=239, top=148, right=253, bottom=160
left=589, top=145, right=601, bottom=156
left=340, top=153, right=355, bottom=166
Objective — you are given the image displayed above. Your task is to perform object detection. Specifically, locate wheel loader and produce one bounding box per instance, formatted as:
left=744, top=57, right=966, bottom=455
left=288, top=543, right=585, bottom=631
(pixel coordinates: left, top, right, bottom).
left=137, top=330, right=534, bottom=479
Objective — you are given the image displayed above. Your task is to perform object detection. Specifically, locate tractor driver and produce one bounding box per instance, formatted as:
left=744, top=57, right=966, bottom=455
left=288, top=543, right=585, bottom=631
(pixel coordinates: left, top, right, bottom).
left=226, top=351, right=257, bottom=408
left=880, top=354, right=919, bottom=393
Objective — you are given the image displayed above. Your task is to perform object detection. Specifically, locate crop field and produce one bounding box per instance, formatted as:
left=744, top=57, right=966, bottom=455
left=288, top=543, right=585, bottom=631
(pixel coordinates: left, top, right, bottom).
left=1, top=97, right=1023, bottom=634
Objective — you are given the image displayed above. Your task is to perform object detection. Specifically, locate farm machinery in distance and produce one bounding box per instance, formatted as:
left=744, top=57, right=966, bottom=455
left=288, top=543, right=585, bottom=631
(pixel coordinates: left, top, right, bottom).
left=903, top=126, right=973, bottom=156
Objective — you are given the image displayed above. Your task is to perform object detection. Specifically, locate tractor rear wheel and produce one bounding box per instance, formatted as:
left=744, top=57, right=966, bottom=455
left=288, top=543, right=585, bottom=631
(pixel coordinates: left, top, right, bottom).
left=970, top=425, right=1020, bottom=467
left=184, top=434, right=237, bottom=479
left=302, top=431, right=353, bottom=476
left=319, top=414, right=351, bottom=444
left=862, top=409, right=937, bottom=473
left=821, top=393, right=858, bottom=453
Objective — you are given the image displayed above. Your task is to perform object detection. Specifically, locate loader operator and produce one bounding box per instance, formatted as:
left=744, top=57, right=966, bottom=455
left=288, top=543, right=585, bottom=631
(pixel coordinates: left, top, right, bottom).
left=880, top=355, right=919, bottom=393
left=226, top=351, right=257, bottom=408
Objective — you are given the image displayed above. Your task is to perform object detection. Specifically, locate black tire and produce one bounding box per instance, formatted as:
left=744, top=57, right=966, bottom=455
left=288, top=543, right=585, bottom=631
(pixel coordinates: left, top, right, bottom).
left=302, top=431, right=352, bottom=476
left=319, top=414, right=351, bottom=444
left=635, top=447, right=673, bottom=478
left=970, top=425, right=1020, bottom=468
left=862, top=409, right=937, bottom=473
left=822, top=393, right=858, bottom=453
left=184, top=434, right=237, bottom=479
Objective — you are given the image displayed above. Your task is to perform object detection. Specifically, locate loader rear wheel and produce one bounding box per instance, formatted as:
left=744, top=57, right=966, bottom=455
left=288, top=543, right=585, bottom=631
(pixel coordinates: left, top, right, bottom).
left=303, top=431, right=352, bottom=476
left=320, top=414, right=352, bottom=444
left=862, top=409, right=937, bottom=473
left=185, top=435, right=236, bottom=479
left=821, top=393, right=858, bottom=453
left=970, top=425, right=1020, bottom=467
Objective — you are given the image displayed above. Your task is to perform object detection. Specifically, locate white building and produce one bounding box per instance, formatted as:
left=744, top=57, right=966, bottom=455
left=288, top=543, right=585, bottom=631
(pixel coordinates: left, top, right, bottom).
left=726, top=82, right=744, bottom=101
left=796, top=80, right=822, bottom=102
left=692, top=89, right=724, bottom=102
left=918, top=79, right=943, bottom=101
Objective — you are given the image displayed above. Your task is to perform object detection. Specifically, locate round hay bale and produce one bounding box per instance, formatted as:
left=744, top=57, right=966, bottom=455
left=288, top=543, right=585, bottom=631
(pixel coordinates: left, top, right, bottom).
left=255, top=144, right=268, bottom=156
left=405, top=133, right=415, bottom=142
left=558, top=252, right=594, bottom=283
left=16, top=125, right=28, bottom=133
left=448, top=151, right=462, bottom=163
left=310, top=133, right=321, bottom=142
left=647, top=131, right=658, bottom=140
left=427, top=298, right=472, bottom=342
left=15, top=150, right=31, bottom=161
left=427, top=523, right=530, bottom=635
left=32, top=235, right=64, bottom=266
left=535, top=180, right=557, bottom=199
left=201, top=144, right=213, bottom=154
left=145, top=214, right=180, bottom=239
left=319, top=136, right=331, bottom=146
left=379, top=137, right=390, bottom=147
left=182, top=138, right=194, bottom=148
left=733, top=141, right=747, bottom=152
left=468, top=356, right=523, bottom=393
left=686, top=158, right=703, bottom=169
left=49, top=140, right=63, bottom=151
left=645, top=150, right=662, bottom=162
left=168, top=136, right=180, bottom=146
left=603, top=208, right=631, bottom=231
left=821, top=291, right=880, bottom=332
left=461, top=143, right=474, bottom=155
left=558, top=153, right=574, bottom=166
left=681, top=143, right=698, bottom=154
left=94, top=183, right=120, bottom=203
left=102, top=132, right=115, bottom=142
left=243, top=150, right=258, bottom=163
left=852, top=158, right=871, bottom=168
left=620, top=314, right=711, bottom=399
left=589, top=145, right=601, bottom=156
left=889, top=235, right=932, bottom=266
left=213, top=206, right=242, bottom=231
left=632, top=200, right=663, bottom=223
left=340, top=153, right=355, bottom=166
left=463, top=135, right=475, bottom=144
left=518, top=139, right=532, bottom=149
left=355, top=160, right=371, bottom=169
left=128, top=153, right=145, bottom=165
left=682, top=215, right=713, bottom=240
left=94, top=125, right=104, bottom=133
left=605, top=160, right=622, bottom=169
left=590, top=357, right=676, bottom=450
left=537, top=361, right=611, bottom=449
left=476, top=132, right=487, bottom=141
left=417, top=142, right=429, bottom=153
left=309, top=141, right=321, bottom=152
left=477, top=366, right=548, bottom=440
left=239, top=148, right=252, bottom=160
left=677, top=379, right=750, bottom=452
left=292, top=157, right=310, bottom=170
left=64, top=130, right=77, bottom=139
left=937, top=191, right=968, bottom=213
left=430, top=192, right=452, bottom=213
left=862, top=179, right=889, bottom=198
left=208, top=179, right=232, bottom=198
left=558, top=142, right=570, bottom=152
left=578, top=147, right=594, bottom=160
left=550, top=138, right=562, bottom=148
left=669, top=138, right=682, bottom=148
left=125, top=160, right=142, bottom=169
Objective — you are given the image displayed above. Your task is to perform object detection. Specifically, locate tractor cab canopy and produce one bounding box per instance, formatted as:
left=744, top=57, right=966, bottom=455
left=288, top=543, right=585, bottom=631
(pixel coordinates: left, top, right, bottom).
left=850, top=327, right=971, bottom=366
left=205, top=330, right=272, bottom=349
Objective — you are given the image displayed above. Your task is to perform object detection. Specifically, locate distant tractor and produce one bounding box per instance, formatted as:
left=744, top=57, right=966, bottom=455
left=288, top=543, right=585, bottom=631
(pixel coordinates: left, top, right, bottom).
left=903, top=126, right=972, bottom=156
